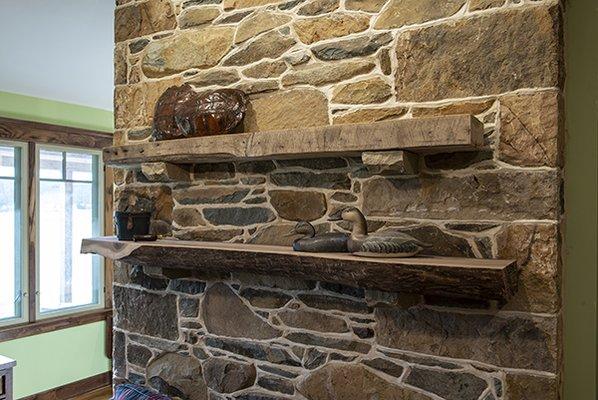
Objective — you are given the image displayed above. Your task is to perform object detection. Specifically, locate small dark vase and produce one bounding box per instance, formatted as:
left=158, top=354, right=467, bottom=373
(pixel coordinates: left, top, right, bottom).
left=114, top=212, right=151, bottom=241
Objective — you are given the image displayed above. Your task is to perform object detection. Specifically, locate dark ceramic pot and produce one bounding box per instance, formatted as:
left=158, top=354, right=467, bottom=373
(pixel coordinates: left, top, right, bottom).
left=114, top=211, right=151, bottom=241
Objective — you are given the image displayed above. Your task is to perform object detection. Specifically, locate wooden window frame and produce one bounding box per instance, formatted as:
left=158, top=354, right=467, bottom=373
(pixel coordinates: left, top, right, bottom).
left=0, top=117, right=114, bottom=345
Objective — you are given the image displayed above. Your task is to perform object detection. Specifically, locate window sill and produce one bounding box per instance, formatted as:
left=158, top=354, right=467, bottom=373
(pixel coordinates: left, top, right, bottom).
left=0, top=308, right=112, bottom=343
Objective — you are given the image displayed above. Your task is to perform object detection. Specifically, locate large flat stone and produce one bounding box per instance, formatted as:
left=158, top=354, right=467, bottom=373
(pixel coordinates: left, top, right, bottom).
left=345, top=0, right=387, bottom=12
left=203, top=207, right=276, bottom=226
left=293, top=12, right=370, bottom=44
left=270, top=190, right=327, bottom=221
left=278, top=309, right=349, bottom=333
left=404, top=367, right=488, bottom=400
left=312, top=33, right=392, bottom=61
left=203, top=358, right=256, bottom=393
left=271, top=171, right=350, bottom=190
left=375, top=306, right=559, bottom=372
left=395, top=5, right=562, bottom=101
left=496, top=223, right=560, bottom=313
left=298, top=363, right=433, bottom=399
left=332, top=77, right=392, bottom=104
left=147, top=352, right=208, bottom=400
left=499, top=90, right=562, bottom=167
left=115, top=0, right=176, bottom=42
left=174, top=187, right=249, bottom=205
left=113, top=286, right=178, bottom=340
left=375, top=0, right=465, bottom=29
left=235, top=11, right=291, bottom=43
left=362, top=170, right=560, bottom=221
left=142, top=27, right=234, bottom=77
left=505, top=373, right=559, bottom=400
left=223, top=30, right=295, bottom=66
left=201, top=283, right=281, bottom=339
left=333, top=107, right=407, bottom=124
left=205, top=337, right=301, bottom=366
left=224, top=0, right=281, bottom=9
left=282, top=60, right=375, bottom=87
left=243, top=89, right=329, bottom=132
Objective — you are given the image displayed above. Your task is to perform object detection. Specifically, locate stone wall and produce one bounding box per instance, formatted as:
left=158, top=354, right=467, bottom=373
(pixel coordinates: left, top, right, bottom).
left=113, top=0, right=564, bottom=399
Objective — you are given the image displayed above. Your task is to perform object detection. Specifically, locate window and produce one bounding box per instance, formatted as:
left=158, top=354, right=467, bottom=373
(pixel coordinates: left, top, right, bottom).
left=37, top=147, right=103, bottom=316
left=0, top=143, right=27, bottom=327
left=0, top=119, right=112, bottom=338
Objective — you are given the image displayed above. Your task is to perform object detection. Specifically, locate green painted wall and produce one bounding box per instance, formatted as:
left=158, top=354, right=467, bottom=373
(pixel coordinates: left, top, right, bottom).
left=0, top=91, right=113, bottom=132
left=563, top=0, right=598, bottom=398
left=0, top=322, right=111, bottom=399
left=0, top=91, right=113, bottom=398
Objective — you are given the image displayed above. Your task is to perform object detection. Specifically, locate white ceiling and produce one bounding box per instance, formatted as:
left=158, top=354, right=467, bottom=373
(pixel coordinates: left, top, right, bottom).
left=0, top=0, right=114, bottom=111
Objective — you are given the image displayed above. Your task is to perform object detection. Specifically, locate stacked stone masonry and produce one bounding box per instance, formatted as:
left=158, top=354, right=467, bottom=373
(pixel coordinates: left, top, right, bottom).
left=113, top=0, right=565, bottom=399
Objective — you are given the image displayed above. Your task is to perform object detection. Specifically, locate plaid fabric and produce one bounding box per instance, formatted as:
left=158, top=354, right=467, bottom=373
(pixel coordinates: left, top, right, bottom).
left=112, top=384, right=172, bottom=400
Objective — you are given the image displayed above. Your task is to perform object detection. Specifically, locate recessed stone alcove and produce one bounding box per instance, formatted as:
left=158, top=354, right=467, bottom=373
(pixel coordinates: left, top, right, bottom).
left=109, top=0, right=564, bottom=398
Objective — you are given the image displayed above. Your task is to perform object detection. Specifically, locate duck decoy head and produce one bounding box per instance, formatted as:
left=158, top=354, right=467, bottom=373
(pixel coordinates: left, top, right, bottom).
left=328, top=207, right=364, bottom=223
left=285, top=221, right=316, bottom=238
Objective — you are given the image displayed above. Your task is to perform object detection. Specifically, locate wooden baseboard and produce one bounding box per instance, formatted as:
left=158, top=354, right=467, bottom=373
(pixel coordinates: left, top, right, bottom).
left=20, top=372, right=111, bottom=400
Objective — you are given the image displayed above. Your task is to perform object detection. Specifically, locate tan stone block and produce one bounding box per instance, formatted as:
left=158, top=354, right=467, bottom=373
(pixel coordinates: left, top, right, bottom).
left=412, top=99, right=495, bottom=118
left=187, top=69, right=241, bottom=87
left=332, top=77, right=392, bottom=104
left=362, top=170, right=561, bottom=221
left=282, top=60, right=375, bottom=87
left=499, top=90, right=562, bottom=167
left=395, top=5, right=562, bottom=101
left=243, top=60, right=287, bottom=79
left=141, top=162, right=190, bottom=182
left=505, top=373, right=560, bottom=400
left=223, top=0, right=281, bottom=9
left=293, top=12, right=370, bottom=44
left=270, top=190, right=327, bottom=221
left=173, top=208, right=206, bottom=227
left=346, top=0, right=388, bottom=12
left=142, top=27, right=235, bottom=78
left=378, top=48, right=392, bottom=75
left=115, top=0, right=176, bottom=42
left=179, top=6, right=221, bottom=28
left=243, top=89, right=329, bottom=131
left=114, top=44, right=127, bottom=85
left=223, top=30, right=295, bottom=66
left=235, top=11, right=291, bottom=44
left=298, top=0, right=339, bottom=16
left=469, top=0, right=505, bottom=11
left=233, top=80, right=279, bottom=95
left=114, top=84, right=145, bottom=130
left=333, top=106, right=407, bottom=124
left=375, top=0, right=465, bottom=29
left=496, top=223, right=561, bottom=313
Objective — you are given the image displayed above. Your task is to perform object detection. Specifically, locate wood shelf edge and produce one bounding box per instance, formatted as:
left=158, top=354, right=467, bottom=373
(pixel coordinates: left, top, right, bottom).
left=103, top=114, right=485, bottom=167
left=82, top=236, right=518, bottom=302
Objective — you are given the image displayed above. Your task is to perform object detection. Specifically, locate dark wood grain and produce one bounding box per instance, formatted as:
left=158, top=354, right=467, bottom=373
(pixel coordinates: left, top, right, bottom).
left=0, top=309, right=112, bottom=343
left=27, top=142, right=37, bottom=323
left=103, top=115, right=484, bottom=167
left=0, top=117, right=112, bottom=149
left=82, top=237, right=518, bottom=302
left=19, top=372, right=111, bottom=400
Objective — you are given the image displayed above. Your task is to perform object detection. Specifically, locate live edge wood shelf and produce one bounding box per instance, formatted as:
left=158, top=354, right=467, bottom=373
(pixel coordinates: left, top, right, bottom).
left=103, top=114, right=484, bottom=167
left=82, top=237, right=518, bottom=302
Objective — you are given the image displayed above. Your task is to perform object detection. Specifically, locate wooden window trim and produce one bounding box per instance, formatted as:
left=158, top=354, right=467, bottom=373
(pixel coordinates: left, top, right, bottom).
left=0, top=117, right=114, bottom=344
left=0, top=309, right=112, bottom=343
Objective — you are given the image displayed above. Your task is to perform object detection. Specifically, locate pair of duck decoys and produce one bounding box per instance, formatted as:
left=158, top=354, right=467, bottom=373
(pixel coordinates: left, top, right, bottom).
left=287, top=207, right=429, bottom=258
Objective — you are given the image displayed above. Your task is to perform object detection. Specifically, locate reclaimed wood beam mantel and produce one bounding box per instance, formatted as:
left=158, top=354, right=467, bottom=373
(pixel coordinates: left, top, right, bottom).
left=82, top=237, right=517, bottom=302
left=103, top=114, right=484, bottom=167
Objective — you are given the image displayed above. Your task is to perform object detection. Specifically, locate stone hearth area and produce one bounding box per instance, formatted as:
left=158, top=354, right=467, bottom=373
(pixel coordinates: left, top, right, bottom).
left=113, top=264, right=556, bottom=400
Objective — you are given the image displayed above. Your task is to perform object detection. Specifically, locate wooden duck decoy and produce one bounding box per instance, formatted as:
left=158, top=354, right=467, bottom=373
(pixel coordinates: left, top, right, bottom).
left=328, top=207, right=429, bottom=258
left=287, top=221, right=349, bottom=253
